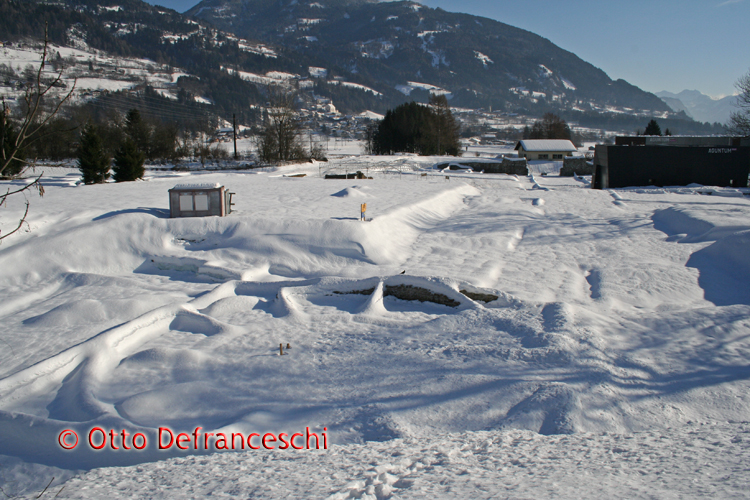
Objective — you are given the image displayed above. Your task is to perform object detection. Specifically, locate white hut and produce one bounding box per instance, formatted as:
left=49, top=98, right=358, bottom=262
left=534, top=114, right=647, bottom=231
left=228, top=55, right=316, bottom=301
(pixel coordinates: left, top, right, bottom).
left=168, top=183, right=234, bottom=218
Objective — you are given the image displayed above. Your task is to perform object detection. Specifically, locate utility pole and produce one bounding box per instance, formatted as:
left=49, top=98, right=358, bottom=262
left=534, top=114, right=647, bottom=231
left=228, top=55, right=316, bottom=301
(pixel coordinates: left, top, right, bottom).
left=232, top=113, right=238, bottom=159
left=1, top=99, right=6, bottom=167
left=437, top=121, right=441, bottom=156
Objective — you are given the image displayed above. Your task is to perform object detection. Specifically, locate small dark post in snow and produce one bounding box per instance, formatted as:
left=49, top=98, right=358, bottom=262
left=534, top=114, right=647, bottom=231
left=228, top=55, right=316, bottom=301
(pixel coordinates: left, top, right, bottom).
left=279, top=343, right=283, bottom=356
left=1, top=99, right=6, bottom=158
left=233, top=114, right=238, bottom=160
left=286, top=343, right=291, bottom=349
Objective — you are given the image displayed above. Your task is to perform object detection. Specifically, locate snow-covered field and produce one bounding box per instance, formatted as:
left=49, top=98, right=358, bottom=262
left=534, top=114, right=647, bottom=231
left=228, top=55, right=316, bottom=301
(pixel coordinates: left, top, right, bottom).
left=1, top=158, right=749, bottom=498
left=214, top=137, right=367, bottom=159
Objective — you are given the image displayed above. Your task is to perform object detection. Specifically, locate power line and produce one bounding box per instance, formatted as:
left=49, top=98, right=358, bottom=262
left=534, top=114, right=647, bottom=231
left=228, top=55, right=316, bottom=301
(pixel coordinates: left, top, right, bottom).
left=93, top=92, right=213, bottom=113
left=82, top=96, right=215, bottom=122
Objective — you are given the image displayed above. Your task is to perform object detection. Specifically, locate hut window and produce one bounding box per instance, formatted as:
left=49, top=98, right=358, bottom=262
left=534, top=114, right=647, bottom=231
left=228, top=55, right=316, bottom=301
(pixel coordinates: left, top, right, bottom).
left=194, top=194, right=209, bottom=211
left=179, top=194, right=193, bottom=211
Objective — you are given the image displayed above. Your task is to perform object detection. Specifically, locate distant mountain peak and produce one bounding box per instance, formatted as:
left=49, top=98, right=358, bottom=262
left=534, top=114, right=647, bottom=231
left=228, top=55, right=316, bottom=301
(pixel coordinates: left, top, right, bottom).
left=656, top=90, right=736, bottom=124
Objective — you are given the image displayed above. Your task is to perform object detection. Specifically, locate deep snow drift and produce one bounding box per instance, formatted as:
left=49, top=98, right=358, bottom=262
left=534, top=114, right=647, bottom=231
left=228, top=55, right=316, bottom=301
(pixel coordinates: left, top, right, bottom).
left=0, top=159, right=749, bottom=498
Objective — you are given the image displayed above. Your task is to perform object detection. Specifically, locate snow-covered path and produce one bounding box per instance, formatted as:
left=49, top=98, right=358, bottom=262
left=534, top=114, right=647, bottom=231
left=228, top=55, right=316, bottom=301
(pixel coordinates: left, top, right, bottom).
left=0, top=162, right=749, bottom=497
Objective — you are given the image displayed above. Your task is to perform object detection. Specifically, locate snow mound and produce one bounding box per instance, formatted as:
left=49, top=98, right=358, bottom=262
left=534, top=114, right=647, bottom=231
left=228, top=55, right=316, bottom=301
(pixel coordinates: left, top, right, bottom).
left=331, top=186, right=371, bottom=198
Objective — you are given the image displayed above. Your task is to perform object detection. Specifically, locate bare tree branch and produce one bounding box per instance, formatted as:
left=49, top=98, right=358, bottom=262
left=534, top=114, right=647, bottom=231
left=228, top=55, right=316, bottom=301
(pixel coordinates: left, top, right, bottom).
left=35, top=477, right=54, bottom=499
left=1, top=22, right=77, bottom=179
left=0, top=174, right=44, bottom=206
left=1, top=200, right=31, bottom=240
left=0, top=22, right=68, bottom=243
left=728, top=69, right=750, bottom=136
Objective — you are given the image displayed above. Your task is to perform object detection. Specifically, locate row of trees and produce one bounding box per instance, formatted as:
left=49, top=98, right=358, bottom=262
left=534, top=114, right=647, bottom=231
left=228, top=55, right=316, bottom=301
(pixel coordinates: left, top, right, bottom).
left=255, top=92, right=463, bottom=162
left=640, top=119, right=671, bottom=136
left=522, top=113, right=572, bottom=140
left=28, top=88, right=209, bottom=163
left=77, top=109, right=146, bottom=184
left=368, top=95, right=461, bottom=156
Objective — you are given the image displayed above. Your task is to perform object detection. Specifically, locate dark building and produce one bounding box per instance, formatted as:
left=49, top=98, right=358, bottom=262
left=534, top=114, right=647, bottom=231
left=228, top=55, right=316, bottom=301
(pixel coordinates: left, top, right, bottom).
left=592, top=137, right=750, bottom=189
left=615, top=136, right=749, bottom=147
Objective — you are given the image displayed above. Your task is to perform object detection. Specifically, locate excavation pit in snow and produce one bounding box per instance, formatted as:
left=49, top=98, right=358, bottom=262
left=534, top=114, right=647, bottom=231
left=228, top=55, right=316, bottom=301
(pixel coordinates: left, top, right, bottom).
left=385, top=285, right=460, bottom=307
left=335, top=285, right=461, bottom=307
left=333, top=288, right=375, bottom=296
left=325, top=171, right=373, bottom=179
left=459, top=289, right=499, bottom=303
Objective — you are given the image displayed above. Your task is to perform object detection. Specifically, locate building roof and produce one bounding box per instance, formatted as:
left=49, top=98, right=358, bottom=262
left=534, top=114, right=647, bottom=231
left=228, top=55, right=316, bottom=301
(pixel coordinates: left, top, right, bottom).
left=515, top=139, right=577, bottom=152
left=171, top=183, right=223, bottom=190
left=358, top=110, right=385, bottom=120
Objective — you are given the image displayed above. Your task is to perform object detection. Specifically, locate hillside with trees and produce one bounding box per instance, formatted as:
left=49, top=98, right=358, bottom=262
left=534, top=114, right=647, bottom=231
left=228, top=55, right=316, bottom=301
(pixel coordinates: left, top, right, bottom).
left=0, top=0, right=729, bottom=155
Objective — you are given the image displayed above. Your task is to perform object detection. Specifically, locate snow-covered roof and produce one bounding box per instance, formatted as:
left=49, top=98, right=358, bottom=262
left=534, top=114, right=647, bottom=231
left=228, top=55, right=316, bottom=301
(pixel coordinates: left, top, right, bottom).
left=358, top=110, right=385, bottom=120
left=515, top=139, right=577, bottom=152
left=171, top=183, right=223, bottom=190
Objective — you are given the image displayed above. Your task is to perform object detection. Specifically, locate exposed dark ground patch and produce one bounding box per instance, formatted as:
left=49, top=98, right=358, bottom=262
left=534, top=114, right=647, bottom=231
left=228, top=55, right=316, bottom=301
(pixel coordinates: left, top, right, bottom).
left=460, top=289, right=499, bottom=303
left=334, top=285, right=461, bottom=307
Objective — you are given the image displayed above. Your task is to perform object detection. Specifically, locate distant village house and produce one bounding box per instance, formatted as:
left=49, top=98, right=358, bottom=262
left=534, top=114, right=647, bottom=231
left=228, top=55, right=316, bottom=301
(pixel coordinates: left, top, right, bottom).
left=515, top=139, right=577, bottom=160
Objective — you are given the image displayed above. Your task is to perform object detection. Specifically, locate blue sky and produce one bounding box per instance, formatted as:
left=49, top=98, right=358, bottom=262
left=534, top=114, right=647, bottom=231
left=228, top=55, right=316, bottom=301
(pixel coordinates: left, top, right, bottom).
left=145, top=0, right=750, bottom=98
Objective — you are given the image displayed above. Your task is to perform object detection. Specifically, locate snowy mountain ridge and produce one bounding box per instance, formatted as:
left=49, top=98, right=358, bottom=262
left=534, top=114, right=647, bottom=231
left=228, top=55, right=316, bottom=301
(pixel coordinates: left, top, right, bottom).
left=0, top=0, right=714, bottom=134
left=657, top=89, right=738, bottom=125
left=188, top=0, right=676, bottom=117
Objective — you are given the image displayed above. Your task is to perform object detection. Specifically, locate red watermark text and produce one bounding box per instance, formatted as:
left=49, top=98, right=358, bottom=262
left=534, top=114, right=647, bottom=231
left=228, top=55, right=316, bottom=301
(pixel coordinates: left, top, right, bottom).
left=57, top=426, right=328, bottom=451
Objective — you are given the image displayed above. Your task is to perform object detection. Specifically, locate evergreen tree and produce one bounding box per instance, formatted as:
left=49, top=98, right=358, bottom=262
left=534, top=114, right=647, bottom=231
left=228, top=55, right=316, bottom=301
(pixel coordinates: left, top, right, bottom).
left=373, top=102, right=430, bottom=155
left=0, top=119, right=25, bottom=179
left=150, top=122, right=178, bottom=160
left=34, top=117, right=78, bottom=161
left=372, top=101, right=460, bottom=156
left=644, top=119, right=662, bottom=136
left=112, top=139, right=145, bottom=182
left=429, top=94, right=461, bottom=156
left=124, top=108, right=150, bottom=154
left=664, top=128, right=672, bottom=136
left=77, top=124, right=110, bottom=184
